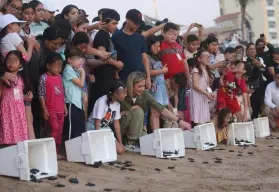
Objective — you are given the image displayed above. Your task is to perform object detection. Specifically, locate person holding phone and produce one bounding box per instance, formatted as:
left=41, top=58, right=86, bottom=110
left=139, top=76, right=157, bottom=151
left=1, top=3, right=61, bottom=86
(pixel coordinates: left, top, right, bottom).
left=88, top=9, right=123, bottom=115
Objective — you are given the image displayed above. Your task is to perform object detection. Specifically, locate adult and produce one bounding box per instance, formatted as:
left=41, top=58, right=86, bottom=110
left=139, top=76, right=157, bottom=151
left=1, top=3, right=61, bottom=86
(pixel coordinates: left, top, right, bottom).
left=121, top=71, right=191, bottom=152
left=56, top=4, right=79, bottom=23
left=255, top=39, right=271, bottom=82
left=1, top=0, right=22, bottom=19
left=42, top=1, right=57, bottom=25
left=267, top=48, right=279, bottom=82
left=264, top=70, right=279, bottom=131
left=112, top=9, right=151, bottom=89
left=90, top=8, right=109, bottom=41
left=29, top=26, right=71, bottom=138
left=243, top=43, right=266, bottom=119
left=29, top=0, right=49, bottom=36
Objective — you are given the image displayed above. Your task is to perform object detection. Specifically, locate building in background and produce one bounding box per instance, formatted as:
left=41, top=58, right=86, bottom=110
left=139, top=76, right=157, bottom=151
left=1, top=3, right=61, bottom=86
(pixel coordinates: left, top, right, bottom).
left=219, top=0, right=279, bottom=47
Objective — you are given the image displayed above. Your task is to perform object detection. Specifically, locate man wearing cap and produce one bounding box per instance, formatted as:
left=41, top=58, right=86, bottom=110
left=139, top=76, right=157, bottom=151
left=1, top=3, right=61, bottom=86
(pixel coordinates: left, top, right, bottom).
left=111, top=9, right=151, bottom=89
left=42, top=1, right=58, bottom=25
left=264, top=69, right=279, bottom=131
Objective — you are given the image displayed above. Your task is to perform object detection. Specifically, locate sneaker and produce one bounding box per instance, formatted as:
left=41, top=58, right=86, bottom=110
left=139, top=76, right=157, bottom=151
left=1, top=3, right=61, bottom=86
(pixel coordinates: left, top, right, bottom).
left=125, top=144, right=141, bottom=153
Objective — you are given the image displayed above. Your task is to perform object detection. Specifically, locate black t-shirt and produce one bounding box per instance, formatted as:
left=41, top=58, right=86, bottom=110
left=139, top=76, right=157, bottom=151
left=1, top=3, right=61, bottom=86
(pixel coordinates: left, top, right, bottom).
left=91, top=29, right=116, bottom=99
left=267, top=60, right=279, bottom=82
left=111, top=30, right=147, bottom=81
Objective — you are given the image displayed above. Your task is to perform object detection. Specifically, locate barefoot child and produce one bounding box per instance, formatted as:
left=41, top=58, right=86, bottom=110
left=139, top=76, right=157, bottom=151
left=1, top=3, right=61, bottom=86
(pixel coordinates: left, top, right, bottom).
left=0, top=50, right=32, bottom=145
left=86, top=80, right=126, bottom=155
left=39, top=52, right=67, bottom=153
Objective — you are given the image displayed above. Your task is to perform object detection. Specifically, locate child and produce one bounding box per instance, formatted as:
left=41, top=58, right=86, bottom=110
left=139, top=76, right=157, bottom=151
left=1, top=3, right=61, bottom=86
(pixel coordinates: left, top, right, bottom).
left=217, top=70, right=248, bottom=122
left=159, top=23, right=190, bottom=118
left=89, top=9, right=123, bottom=115
left=0, top=14, right=36, bottom=60
left=172, top=73, right=187, bottom=121
left=0, top=50, right=32, bottom=145
left=20, top=3, right=35, bottom=38
left=213, top=108, right=233, bottom=144
left=86, top=80, right=126, bottom=155
left=190, top=50, right=214, bottom=124
left=185, top=34, right=199, bottom=59
left=63, top=47, right=86, bottom=140
left=39, top=52, right=67, bottom=152
left=146, top=35, right=169, bottom=131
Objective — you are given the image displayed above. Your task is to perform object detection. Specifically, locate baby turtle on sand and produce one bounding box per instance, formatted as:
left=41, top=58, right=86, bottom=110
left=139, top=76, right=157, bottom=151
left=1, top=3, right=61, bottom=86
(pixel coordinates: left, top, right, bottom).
left=155, top=168, right=161, bottom=172
left=214, top=161, right=222, bottom=164
left=69, top=178, right=79, bottom=184
left=268, top=145, right=274, bottom=148
left=55, top=184, right=65, bottom=188
left=237, top=154, right=243, bottom=157
left=248, top=152, right=254, bottom=155
left=128, top=168, right=136, bottom=171
left=203, top=162, right=209, bottom=164
left=189, top=160, right=195, bottom=163
left=86, top=182, right=95, bottom=187
left=47, top=176, right=57, bottom=181
left=104, top=189, right=112, bottom=192
left=229, top=150, right=235, bottom=152
left=168, top=166, right=175, bottom=169
left=58, top=175, right=67, bottom=179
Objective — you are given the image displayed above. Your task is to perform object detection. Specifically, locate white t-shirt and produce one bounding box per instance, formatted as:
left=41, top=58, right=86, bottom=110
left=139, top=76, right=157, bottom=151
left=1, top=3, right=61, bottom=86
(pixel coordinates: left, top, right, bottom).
left=89, top=95, right=121, bottom=128
left=1, top=32, right=23, bottom=56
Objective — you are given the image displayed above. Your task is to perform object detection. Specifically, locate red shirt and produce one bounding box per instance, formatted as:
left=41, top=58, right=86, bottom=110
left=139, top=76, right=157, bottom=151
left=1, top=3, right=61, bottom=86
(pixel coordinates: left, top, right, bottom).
left=159, top=41, right=186, bottom=79
left=39, top=74, right=65, bottom=113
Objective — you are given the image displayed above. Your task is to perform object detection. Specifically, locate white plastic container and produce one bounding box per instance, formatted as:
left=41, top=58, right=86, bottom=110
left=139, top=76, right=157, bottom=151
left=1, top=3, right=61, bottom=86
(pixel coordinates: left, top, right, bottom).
left=227, top=122, right=255, bottom=146
left=253, top=117, right=270, bottom=138
left=65, top=129, right=117, bottom=164
left=139, top=128, right=185, bottom=158
left=183, top=123, right=217, bottom=150
left=0, top=138, right=58, bottom=181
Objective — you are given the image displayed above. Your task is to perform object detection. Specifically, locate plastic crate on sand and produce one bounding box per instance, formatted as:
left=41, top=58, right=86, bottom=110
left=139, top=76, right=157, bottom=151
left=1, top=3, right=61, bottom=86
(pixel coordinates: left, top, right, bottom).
left=65, top=129, right=117, bottom=164
left=183, top=123, right=217, bottom=150
left=0, top=138, right=58, bottom=181
left=253, top=117, right=270, bottom=138
left=227, top=122, right=255, bottom=146
left=139, top=128, right=185, bottom=158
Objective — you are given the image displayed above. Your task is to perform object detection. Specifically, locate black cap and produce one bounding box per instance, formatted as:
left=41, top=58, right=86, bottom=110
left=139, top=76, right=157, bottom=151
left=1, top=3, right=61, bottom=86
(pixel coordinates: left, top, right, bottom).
left=126, top=9, right=143, bottom=25
left=274, top=48, right=279, bottom=54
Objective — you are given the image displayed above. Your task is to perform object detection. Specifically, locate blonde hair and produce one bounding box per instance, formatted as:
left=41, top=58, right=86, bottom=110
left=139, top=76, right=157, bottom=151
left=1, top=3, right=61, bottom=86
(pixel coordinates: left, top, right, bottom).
left=126, top=71, right=146, bottom=97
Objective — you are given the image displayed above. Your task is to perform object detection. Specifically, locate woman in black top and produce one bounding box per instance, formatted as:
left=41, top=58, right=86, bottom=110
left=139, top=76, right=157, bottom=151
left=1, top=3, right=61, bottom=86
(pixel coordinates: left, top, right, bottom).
left=244, top=43, right=267, bottom=119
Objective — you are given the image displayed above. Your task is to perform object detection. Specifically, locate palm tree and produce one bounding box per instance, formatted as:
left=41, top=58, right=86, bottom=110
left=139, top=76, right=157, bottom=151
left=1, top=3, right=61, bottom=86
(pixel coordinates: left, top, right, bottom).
left=236, top=0, right=253, bottom=41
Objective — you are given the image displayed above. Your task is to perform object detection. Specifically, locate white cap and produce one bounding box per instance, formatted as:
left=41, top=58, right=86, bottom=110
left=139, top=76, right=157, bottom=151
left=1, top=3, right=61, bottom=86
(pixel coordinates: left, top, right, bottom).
left=43, top=1, right=58, bottom=12
left=0, top=14, right=26, bottom=30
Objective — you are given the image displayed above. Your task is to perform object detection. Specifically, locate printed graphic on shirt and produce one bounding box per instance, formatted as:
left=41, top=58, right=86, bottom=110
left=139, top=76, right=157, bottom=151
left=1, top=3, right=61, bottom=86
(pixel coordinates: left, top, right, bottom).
left=54, top=85, right=62, bottom=95
left=100, top=107, right=116, bottom=128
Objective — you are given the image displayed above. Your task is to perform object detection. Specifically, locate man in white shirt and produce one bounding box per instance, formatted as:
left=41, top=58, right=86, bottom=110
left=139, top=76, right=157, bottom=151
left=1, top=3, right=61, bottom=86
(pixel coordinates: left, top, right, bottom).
left=264, top=70, right=279, bottom=130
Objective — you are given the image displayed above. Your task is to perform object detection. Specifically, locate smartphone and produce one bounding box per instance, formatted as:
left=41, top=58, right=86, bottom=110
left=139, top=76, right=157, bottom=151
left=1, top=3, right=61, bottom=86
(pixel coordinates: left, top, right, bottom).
left=194, top=23, right=203, bottom=28
left=110, top=50, right=117, bottom=57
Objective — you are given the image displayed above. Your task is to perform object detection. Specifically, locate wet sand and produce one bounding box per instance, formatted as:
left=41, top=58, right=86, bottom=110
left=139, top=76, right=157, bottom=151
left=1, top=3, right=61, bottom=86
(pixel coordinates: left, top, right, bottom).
left=1, top=133, right=279, bottom=192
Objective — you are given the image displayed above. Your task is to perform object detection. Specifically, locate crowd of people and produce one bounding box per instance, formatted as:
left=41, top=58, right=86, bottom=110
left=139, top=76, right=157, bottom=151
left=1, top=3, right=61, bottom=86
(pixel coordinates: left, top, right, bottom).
left=0, top=0, right=278, bottom=157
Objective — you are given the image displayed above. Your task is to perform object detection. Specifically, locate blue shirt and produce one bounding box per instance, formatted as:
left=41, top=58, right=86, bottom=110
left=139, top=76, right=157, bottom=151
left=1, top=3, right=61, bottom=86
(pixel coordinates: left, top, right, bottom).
left=111, top=30, right=147, bottom=81
left=63, top=64, right=83, bottom=109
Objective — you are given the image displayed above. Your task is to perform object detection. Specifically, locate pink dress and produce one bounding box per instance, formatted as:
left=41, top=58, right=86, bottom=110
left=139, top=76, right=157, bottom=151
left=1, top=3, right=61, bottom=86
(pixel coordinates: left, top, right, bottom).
left=0, top=77, right=28, bottom=144
left=190, top=68, right=211, bottom=124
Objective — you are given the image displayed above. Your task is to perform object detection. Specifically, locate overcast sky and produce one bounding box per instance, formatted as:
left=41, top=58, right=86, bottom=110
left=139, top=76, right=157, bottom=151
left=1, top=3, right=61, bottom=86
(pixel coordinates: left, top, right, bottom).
left=50, top=0, right=220, bottom=27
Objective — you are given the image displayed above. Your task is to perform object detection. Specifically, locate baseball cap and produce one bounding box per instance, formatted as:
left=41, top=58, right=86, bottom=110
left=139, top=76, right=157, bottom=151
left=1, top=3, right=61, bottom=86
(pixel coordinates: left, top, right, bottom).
left=79, top=9, right=89, bottom=17
left=126, top=9, right=143, bottom=25
left=44, top=2, right=59, bottom=13
left=274, top=48, right=279, bottom=54
left=0, top=14, right=26, bottom=30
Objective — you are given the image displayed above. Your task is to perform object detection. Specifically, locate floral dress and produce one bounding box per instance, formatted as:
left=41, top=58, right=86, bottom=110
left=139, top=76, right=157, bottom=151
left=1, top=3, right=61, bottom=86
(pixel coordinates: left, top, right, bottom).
left=0, top=77, right=28, bottom=144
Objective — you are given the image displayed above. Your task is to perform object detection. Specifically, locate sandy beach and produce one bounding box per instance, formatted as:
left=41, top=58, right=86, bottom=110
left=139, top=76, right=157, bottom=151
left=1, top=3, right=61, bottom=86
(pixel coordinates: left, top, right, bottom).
left=1, top=133, right=279, bottom=192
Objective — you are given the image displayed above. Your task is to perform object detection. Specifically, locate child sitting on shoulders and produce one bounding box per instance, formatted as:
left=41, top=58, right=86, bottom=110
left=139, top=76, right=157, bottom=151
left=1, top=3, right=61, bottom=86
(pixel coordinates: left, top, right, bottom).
left=213, top=108, right=233, bottom=144
left=86, top=80, right=126, bottom=155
